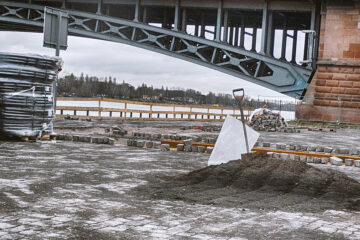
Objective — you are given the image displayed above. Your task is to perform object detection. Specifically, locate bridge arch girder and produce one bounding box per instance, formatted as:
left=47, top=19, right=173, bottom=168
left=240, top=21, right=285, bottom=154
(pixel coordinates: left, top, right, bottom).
left=0, top=1, right=313, bottom=99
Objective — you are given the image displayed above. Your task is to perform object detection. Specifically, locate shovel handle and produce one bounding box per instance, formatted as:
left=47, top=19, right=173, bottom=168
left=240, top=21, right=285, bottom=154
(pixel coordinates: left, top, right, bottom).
left=233, top=88, right=244, bottom=100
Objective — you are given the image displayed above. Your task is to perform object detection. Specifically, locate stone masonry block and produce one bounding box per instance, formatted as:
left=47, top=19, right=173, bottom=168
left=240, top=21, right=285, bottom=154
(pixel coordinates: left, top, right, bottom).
left=108, top=138, right=115, bottom=145
left=273, top=153, right=280, bottom=159
left=330, top=157, right=343, bottom=166
left=262, top=142, right=271, bottom=148
left=345, top=159, right=354, bottom=166
left=184, top=145, right=192, bottom=152
left=316, top=146, right=324, bottom=152
left=300, top=155, right=307, bottom=162
left=354, top=160, right=360, bottom=167
left=183, top=139, right=193, bottom=146
left=160, top=144, right=170, bottom=151
left=177, top=144, right=184, bottom=151
left=64, top=135, right=73, bottom=141
left=307, top=156, right=314, bottom=163
left=313, top=157, right=321, bottom=164
left=136, top=141, right=145, bottom=148
left=127, top=139, right=134, bottom=146
left=324, top=147, right=333, bottom=153
left=198, top=146, right=206, bottom=153
left=72, top=135, right=80, bottom=141
left=321, top=158, right=329, bottom=164
left=308, top=146, right=317, bottom=152
left=191, top=145, right=199, bottom=152
left=339, top=148, right=350, bottom=155
left=145, top=141, right=154, bottom=148
left=280, top=153, right=289, bottom=160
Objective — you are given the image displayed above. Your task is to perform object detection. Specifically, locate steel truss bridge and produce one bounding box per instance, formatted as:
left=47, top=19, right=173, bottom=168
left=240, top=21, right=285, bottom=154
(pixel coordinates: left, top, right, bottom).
left=0, top=0, right=321, bottom=99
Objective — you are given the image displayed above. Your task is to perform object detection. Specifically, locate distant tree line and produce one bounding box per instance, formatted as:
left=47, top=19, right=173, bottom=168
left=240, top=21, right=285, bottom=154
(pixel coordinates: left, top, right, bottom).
left=57, top=73, right=297, bottom=111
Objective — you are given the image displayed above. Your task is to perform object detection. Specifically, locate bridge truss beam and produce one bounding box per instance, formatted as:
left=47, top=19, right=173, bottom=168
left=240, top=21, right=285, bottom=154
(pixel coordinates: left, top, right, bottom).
left=0, top=1, right=316, bottom=99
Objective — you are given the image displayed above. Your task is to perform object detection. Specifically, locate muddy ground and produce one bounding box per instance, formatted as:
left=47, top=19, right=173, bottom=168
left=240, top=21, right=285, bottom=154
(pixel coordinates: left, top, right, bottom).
left=137, top=154, right=360, bottom=213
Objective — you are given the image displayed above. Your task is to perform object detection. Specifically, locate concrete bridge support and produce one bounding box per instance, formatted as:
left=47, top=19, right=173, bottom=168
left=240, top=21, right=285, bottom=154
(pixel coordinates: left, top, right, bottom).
left=297, top=2, right=360, bottom=123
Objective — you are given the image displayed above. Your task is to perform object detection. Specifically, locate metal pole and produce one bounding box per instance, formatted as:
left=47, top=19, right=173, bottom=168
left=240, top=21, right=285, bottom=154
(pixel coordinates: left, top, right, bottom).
left=54, top=12, right=62, bottom=133
left=223, top=9, right=229, bottom=42
left=173, top=0, right=180, bottom=31
left=55, top=13, right=62, bottom=57
left=200, top=12, right=205, bottom=37
left=195, top=24, right=199, bottom=37
left=142, top=7, right=148, bottom=23
left=266, top=11, right=274, bottom=56
left=230, top=27, right=234, bottom=45
left=280, top=16, right=287, bottom=60
left=181, top=8, right=187, bottom=32
left=239, top=16, right=245, bottom=48
left=234, top=27, right=239, bottom=46
left=309, top=4, right=316, bottom=65
left=291, top=29, right=298, bottom=64
left=134, top=0, right=140, bottom=22
left=260, top=1, right=268, bottom=54
left=215, top=0, right=223, bottom=41
left=251, top=27, right=257, bottom=52
left=96, top=0, right=102, bottom=14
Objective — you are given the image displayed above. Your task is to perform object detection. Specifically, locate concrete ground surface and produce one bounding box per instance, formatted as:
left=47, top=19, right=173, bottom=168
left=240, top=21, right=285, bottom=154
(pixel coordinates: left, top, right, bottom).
left=1, top=138, right=360, bottom=240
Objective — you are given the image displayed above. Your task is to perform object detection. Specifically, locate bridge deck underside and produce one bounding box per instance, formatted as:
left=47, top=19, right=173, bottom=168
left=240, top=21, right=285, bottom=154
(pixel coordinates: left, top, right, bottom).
left=0, top=0, right=318, bottom=99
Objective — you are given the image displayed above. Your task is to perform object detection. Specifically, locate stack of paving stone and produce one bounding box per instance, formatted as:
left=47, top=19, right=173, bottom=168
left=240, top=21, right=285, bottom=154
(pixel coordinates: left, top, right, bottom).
left=249, top=109, right=291, bottom=132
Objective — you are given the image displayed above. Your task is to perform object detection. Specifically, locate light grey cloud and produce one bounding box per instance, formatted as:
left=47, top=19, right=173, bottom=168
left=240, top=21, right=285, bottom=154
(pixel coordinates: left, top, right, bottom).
left=1, top=31, right=295, bottom=101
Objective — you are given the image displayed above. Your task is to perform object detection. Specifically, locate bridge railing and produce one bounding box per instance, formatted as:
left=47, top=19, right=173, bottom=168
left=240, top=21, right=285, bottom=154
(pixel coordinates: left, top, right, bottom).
left=56, top=97, right=252, bottom=121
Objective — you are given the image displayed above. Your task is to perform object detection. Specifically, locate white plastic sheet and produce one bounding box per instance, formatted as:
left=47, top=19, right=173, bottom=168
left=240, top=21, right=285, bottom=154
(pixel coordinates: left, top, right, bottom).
left=208, top=115, right=260, bottom=166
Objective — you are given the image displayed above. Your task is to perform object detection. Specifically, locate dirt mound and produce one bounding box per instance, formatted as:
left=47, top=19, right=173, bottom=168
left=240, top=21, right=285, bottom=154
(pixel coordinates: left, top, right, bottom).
left=136, top=154, right=360, bottom=211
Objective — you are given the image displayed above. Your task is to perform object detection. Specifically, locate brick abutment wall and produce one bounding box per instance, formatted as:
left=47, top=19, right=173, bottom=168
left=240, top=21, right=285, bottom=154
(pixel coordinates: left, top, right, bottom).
left=297, top=3, right=360, bottom=123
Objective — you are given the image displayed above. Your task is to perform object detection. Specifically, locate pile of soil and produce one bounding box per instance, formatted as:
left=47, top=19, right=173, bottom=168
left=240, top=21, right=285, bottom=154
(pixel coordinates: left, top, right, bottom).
left=136, top=154, right=360, bottom=211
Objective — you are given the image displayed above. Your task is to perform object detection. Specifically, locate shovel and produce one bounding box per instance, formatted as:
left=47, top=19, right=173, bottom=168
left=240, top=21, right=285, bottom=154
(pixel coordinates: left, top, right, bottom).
left=233, top=88, right=250, bottom=153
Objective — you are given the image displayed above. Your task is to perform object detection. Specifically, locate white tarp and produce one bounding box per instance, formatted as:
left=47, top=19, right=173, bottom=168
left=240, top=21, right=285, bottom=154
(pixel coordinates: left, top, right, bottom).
left=208, top=115, right=260, bottom=166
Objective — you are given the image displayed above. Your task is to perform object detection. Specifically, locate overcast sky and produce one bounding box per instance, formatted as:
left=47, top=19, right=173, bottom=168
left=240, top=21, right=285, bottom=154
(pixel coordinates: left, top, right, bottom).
left=1, top=31, right=296, bottom=101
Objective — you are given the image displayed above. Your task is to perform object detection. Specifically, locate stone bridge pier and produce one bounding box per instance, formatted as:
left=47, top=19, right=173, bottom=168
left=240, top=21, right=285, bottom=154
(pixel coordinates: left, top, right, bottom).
left=297, top=1, right=360, bottom=123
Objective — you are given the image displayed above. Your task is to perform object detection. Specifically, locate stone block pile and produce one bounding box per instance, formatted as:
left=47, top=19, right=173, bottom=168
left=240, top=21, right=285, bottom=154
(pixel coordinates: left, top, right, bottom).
left=56, top=133, right=115, bottom=145
left=249, top=109, right=297, bottom=133
left=131, top=132, right=218, bottom=145
left=261, top=142, right=360, bottom=167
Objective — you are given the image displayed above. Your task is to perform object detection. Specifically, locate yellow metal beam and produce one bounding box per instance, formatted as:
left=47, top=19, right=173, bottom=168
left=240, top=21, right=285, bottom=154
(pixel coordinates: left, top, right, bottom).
left=160, top=140, right=360, bottom=160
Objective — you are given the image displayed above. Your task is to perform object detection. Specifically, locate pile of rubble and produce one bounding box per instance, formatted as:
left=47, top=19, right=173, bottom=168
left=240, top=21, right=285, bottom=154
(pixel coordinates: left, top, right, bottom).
left=249, top=109, right=296, bottom=132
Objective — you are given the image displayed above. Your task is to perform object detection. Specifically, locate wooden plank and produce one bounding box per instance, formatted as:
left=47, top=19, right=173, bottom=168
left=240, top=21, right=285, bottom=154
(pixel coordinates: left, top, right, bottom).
left=57, top=106, right=99, bottom=111
left=56, top=106, right=250, bottom=118
left=57, top=97, right=98, bottom=101
left=58, top=97, right=253, bottom=112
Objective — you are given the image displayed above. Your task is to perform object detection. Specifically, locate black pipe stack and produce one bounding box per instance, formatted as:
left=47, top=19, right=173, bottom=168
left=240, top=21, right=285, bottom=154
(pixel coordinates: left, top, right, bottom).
left=0, top=52, right=63, bottom=139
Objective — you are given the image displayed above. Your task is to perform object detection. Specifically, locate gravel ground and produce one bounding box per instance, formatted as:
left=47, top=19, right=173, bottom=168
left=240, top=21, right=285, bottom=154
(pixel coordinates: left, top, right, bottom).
left=1, top=138, right=360, bottom=239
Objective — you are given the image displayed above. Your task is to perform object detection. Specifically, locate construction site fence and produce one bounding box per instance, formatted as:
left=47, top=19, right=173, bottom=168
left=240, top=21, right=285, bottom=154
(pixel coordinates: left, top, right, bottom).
left=56, top=97, right=253, bottom=121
